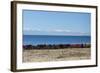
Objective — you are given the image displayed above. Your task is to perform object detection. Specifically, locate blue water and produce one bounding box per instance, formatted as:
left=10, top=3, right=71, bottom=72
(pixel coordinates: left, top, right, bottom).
left=23, top=35, right=91, bottom=45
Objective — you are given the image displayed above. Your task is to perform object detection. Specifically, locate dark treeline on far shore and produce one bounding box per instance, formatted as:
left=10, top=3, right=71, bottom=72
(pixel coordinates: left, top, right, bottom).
left=23, top=44, right=91, bottom=50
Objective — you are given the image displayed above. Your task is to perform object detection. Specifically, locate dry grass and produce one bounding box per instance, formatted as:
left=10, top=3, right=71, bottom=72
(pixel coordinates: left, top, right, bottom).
left=23, top=48, right=91, bottom=62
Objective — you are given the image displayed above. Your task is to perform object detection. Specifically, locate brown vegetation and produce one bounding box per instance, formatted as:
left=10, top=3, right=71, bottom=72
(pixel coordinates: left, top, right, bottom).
left=23, top=44, right=90, bottom=50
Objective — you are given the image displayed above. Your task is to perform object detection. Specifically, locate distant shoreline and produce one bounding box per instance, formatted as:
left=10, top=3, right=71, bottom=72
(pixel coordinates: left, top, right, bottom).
left=23, top=35, right=91, bottom=37
left=23, top=44, right=90, bottom=50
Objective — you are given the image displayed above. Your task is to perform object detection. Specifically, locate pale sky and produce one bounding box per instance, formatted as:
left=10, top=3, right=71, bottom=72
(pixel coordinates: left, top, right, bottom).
left=23, top=10, right=91, bottom=36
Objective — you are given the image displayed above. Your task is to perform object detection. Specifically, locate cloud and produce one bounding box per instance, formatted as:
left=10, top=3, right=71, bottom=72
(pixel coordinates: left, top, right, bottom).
left=24, top=28, right=41, bottom=31
left=53, top=29, right=71, bottom=32
left=24, top=28, right=90, bottom=36
left=24, top=28, right=71, bottom=32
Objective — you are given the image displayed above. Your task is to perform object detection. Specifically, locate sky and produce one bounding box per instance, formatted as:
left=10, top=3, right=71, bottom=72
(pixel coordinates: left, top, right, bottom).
left=23, top=10, right=91, bottom=36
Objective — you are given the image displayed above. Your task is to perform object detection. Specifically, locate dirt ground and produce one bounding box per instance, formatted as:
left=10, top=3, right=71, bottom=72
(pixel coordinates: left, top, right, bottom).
left=23, top=48, right=91, bottom=62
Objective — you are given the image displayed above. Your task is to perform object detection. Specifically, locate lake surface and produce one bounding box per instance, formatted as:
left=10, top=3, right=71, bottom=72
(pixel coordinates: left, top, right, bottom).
left=23, top=35, right=91, bottom=45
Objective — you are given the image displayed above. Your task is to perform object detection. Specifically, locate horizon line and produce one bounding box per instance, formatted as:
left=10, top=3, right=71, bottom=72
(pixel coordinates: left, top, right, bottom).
left=23, top=34, right=91, bottom=36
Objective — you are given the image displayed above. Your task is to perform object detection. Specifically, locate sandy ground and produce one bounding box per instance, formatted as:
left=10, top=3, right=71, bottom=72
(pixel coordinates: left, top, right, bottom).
left=23, top=48, right=91, bottom=62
